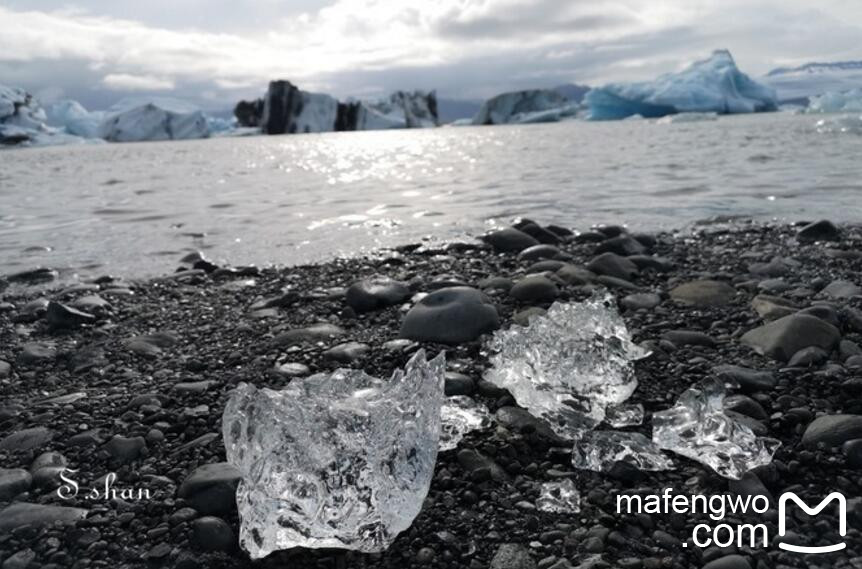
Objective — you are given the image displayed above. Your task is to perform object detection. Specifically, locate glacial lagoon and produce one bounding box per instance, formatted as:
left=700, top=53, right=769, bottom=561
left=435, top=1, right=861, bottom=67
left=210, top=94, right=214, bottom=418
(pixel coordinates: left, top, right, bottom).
left=2, top=111, right=862, bottom=279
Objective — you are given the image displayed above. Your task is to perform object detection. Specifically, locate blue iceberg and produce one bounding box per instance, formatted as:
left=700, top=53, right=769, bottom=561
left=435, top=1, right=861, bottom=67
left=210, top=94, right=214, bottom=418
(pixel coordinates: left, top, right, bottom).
left=586, top=50, right=778, bottom=120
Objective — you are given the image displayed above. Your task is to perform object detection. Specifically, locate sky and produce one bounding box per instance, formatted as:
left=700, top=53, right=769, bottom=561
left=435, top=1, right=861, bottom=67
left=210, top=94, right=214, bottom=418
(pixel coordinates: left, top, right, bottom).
left=1, top=0, right=861, bottom=111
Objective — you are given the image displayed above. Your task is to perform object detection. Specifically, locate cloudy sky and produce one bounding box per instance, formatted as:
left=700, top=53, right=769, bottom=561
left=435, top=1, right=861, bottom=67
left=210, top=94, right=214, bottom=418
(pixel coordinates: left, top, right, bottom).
left=1, top=0, right=861, bottom=110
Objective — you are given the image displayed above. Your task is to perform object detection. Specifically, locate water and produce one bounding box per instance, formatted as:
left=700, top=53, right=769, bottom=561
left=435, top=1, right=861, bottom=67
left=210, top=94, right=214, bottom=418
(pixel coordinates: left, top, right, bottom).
left=2, top=112, right=861, bottom=280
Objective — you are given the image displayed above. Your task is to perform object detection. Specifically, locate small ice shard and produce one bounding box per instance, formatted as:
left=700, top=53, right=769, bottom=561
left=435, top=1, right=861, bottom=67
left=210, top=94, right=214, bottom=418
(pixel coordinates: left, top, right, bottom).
left=440, top=396, right=491, bottom=451
left=652, top=380, right=780, bottom=480
left=222, top=350, right=445, bottom=559
left=604, top=403, right=645, bottom=427
left=572, top=430, right=674, bottom=472
left=485, top=295, right=648, bottom=437
left=536, top=479, right=581, bottom=514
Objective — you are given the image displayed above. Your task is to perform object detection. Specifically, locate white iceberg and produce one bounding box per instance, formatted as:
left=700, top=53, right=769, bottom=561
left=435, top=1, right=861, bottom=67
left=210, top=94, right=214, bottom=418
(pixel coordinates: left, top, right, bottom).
left=259, top=80, right=439, bottom=134
left=1, top=84, right=97, bottom=148
left=586, top=50, right=777, bottom=120
left=98, top=103, right=210, bottom=142
left=355, top=91, right=439, bottom=130
left=472, top=89, right=578, bottom=125
left=805, top=88, right=862, bottom=113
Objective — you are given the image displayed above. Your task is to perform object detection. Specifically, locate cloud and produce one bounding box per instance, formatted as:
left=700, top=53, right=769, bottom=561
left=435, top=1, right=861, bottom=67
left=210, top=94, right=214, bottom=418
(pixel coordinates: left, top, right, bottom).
left=102, top=73, right=175, bottom=90
left=0, top=0, right=861, bottom=109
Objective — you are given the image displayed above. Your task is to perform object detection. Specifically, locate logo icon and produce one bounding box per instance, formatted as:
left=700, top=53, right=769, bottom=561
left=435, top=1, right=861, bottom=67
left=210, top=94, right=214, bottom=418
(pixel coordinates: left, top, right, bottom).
left=778, top=492, right=846, bottom=553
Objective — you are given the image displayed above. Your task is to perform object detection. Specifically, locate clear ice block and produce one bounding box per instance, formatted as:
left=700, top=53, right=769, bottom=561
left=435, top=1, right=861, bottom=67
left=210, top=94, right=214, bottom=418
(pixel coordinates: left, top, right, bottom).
left=485, top=296, right=648, bottom=437
left=572, top=430, right=674, bottom=472
left=537, top=479, right=581, bottom=513
left=439, top=396, right=491, bottom=451
left=652, top=380, right=780, bottom=480
left=604, top=403, right=645, bottom=427
left=222, top=350, right=445, bottom=558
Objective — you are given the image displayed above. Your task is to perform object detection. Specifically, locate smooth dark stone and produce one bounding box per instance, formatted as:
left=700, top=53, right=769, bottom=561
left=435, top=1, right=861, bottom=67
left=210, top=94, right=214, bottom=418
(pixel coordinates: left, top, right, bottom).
left=400, top=287, right=499, bottom=345
left=178, top=463, right=242, bottom=515
left=797, top=219, right=840, bottom=242
left=803, top=415, right=862, bottom=448
left=483, top=228, right=539, bottom=253
left=670, top=280, right=735, bottom=306
left=586, top=253, right=638, bottom=281
left=741, top=314, right=840, bottom=362
left=510, top=276, right=559, bottom=303
left=345, top=277, right=411, bottom=313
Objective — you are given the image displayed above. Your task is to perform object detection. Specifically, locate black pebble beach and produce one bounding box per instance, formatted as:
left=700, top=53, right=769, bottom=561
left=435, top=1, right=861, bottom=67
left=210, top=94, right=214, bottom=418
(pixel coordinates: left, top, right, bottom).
left=1, top=219, right=861, bottom=569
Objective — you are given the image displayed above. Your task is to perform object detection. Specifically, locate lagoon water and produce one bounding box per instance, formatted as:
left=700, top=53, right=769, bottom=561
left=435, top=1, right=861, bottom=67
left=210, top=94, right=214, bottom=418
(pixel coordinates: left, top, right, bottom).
left=2, top=112, right=861, bottom=280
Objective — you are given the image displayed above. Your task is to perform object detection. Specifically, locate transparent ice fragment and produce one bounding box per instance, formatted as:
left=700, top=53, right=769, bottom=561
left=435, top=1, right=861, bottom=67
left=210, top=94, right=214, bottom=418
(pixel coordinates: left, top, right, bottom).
left=652, top=380, right=780, bottom=480
left=572, top=430, right=674, bottom=472
left=222, top=350, right=445, bottom=559
left=485, top=295, right=648, bottom=437
left=537, top=479, right=581, bottom=514
left=604, top=403, right=645, bottom=427
left=440, top=396, right=491, bottom=451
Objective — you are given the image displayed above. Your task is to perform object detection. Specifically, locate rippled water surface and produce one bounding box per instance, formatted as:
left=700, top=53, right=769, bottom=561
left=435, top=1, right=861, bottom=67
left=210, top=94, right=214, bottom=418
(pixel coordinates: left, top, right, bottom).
left=2, top=112, right=861, bottom=279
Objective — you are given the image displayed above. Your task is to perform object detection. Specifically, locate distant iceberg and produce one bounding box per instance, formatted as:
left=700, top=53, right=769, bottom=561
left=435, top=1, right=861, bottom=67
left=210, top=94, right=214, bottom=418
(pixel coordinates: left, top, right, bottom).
left=45, top=100, right=104, bottom=138
left=586, top=50, right=778, bottom=120
left=246, top=80, right=440, bottom=135
left=472, top=89, right=578, bottom=125
left=1, top=84, right=99, bottom=148
left=98, top=103, right=210, bottom=142
left=805, top=88, right=862, bottom=113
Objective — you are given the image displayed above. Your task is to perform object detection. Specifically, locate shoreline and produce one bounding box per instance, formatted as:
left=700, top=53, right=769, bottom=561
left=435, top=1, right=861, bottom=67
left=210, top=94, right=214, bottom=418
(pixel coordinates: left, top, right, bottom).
left=1, top=219, right=862, bottom=568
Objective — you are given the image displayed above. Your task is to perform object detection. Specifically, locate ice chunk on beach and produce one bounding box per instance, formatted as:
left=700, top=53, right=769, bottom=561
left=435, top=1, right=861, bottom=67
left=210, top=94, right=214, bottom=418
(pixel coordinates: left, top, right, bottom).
left=806, top=88, right=862, bottom=113
left=652, top=380, right=780, bottom=480
left=604, top=403, right=644, bottom=427
left=440, top=396, right=491, bottom=451
left=472, top=89, right=578, bottom=125
left=485, top=296, right=648, bottom=437
left=537, top=479, right=581, bottom=514
left=99, top=103, right=210, bottom=142
left=586, top=50, right=777, bottom=120
left=572, top=430, right=674, bottom=472
left=222, top=350, right=445, bottom=559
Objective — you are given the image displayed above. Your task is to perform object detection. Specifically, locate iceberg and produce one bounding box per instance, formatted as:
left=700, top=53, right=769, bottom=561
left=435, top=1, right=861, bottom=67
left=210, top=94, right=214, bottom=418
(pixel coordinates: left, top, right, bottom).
left=439, top=396, right=492, bottom=451
left=1, top=84, right=96, bottom=148
left=652, top=380, right=780, bottom=480
left=472, top=89, right=578, bottom=125
left=485, top=296, right=648, bottom=437
left=222, top=350, right=445, bottom=559
left=45, top=100, right=104, bottom=138
left=354, top=91, right=439, bottom=130
left=806, top=89, right=862, bottom=113
left=571, top=430, right=674, bottom=472
left=254, top=80, right=439, bottom=134
left=586, top=50, right=777, bottom=120
left=98, top=103, right=210, bottom=142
